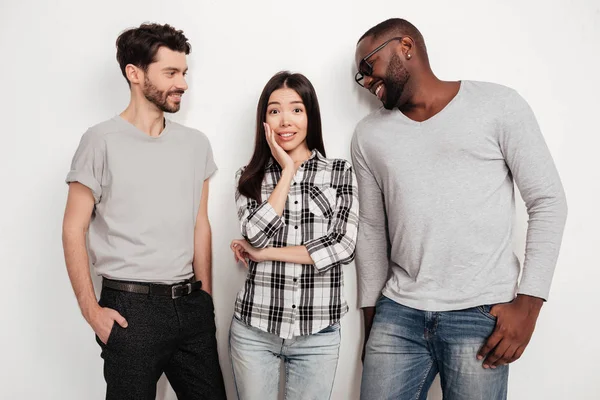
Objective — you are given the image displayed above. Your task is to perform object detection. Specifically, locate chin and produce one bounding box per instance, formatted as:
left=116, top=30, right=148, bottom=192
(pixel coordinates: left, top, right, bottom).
left=164, top=105, right=181, bottom=113
left=279, top=141, right=299, bottom=152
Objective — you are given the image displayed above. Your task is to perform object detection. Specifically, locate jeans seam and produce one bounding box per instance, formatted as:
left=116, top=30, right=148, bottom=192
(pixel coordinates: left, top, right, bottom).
left=415, top=360, right=434, bottom=400
left=326, top=329, right=342, bottom=400
left=283, top=356, right=290, bottom=400
left=229, top=318, right=242, bottom=400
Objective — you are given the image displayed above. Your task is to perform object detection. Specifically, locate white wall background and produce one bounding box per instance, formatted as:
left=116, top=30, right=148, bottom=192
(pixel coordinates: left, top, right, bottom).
left=1, top=0, right=598, bottom=398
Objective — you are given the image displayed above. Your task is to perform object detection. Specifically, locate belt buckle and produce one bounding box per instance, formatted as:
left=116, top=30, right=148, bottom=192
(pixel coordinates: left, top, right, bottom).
left=171, top=282, right=192, bottom=299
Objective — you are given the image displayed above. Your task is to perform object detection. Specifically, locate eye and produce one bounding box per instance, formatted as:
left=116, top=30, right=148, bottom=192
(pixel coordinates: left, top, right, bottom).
left=268, top=109, right=279, bottom=115
left=293, top=108, right=303, bottom=113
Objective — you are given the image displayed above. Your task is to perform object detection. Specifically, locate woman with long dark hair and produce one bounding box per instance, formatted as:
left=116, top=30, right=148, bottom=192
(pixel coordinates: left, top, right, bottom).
left=228, top=71, right=359, bottom=400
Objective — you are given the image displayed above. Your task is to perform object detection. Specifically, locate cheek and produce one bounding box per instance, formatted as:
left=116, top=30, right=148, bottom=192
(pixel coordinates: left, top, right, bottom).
left=293, top=113, right=308, bottom=130
left=265, top=114, right=278, bottom=128
left=296, top=116, right=308, bottom=139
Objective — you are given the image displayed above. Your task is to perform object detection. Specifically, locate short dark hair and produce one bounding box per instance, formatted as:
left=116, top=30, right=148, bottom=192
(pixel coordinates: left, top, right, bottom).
left=116, top=23, right=191, bottom=85
left=358, top=18, right=426, bottom=53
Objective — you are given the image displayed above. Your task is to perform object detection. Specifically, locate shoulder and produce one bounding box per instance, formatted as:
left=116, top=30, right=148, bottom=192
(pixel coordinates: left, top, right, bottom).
left=318, top=155, right=353, bottom=173
left=169, top=121, right=213, bottom=145
left=77, top=118, right=121, bottom=148
left=353, top=107, right=388, bottom=142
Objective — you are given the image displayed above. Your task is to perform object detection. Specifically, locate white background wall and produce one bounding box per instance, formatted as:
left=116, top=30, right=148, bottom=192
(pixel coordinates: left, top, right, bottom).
left=1, top=0, right=598, bottom=398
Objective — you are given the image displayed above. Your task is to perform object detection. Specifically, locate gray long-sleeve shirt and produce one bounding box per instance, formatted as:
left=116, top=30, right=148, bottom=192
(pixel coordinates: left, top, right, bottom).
left=351, top=80, right=567, bottom=311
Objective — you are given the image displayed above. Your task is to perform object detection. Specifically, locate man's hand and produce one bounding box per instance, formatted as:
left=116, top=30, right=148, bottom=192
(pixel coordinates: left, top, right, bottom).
left=85, top=304, right=128, bottom=345
left=477, top=294, right=543, bottom=368
left=361, top=307, right=376, bottom=363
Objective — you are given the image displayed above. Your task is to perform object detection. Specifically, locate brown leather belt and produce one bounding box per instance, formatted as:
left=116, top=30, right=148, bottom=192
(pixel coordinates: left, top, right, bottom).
left=102, top=277, right=202, bottom=299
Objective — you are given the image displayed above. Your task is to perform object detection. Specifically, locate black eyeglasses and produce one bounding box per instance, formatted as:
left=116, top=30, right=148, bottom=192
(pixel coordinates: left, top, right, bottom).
left=355, top=36, right=403, bottom=87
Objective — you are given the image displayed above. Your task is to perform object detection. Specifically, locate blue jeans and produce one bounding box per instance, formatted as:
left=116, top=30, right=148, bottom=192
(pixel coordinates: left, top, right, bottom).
left=361, top=296, right=508, bottom=400
left=229, top=316, right=341, bottom=400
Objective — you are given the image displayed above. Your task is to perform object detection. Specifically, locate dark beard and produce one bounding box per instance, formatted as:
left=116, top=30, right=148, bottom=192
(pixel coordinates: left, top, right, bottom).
left=143, top=76, right=183, bottom=113
left=382, top=52, right=410, bottom=110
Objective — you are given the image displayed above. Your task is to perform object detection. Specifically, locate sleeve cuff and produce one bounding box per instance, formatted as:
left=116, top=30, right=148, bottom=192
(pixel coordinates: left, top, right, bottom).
left=204, top=161, right=217, bottom=180
left=66, top=171, right=102, bottom=203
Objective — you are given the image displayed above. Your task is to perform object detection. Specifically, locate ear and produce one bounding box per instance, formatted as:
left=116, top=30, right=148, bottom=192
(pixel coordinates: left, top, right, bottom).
left=399, top=36, right=415, bottom=60
left=125, top=64, right=143, bottom=85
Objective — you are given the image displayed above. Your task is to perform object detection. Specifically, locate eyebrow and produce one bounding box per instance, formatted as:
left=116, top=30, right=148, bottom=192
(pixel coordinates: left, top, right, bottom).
left=162, top=67, right=189, bottom=73
left=267, top=101, right=304, bottom=106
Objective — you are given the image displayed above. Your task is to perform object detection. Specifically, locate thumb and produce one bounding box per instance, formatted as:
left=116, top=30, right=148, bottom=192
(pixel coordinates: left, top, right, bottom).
left=112, top=311, right=128, bottom=328
left=489, top=305, right=500, bottom=318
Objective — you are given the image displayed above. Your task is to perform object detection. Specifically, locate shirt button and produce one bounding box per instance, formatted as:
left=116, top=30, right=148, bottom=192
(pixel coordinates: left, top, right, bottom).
left=294, top=226, right=298, bottom=229
left=293, top=278, right=298, bottom=283
left=292, top=305, right=296, bottom=309
left=294, top=201, right=298, bottom=204
left=293, top=182, right=297, bottom=186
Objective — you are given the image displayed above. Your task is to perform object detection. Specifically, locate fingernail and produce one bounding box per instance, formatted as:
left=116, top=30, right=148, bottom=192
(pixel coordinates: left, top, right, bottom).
left=477, top=355, right=483, bottom=360
left=491, top=366, right=496, bottom=369
left=483, top=364, right=489, bottom=369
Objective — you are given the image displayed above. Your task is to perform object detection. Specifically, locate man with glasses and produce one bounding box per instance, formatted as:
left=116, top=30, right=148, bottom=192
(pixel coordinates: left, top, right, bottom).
left=351, top=18, right=567, bottom=399
left=62, top=23, right=226, bottom=399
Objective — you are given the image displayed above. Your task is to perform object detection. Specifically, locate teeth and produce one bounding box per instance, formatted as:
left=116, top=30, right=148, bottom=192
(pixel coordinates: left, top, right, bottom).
left=375, top=85, right=382, bottom=96
left=280, top=133, right=294, bottom=138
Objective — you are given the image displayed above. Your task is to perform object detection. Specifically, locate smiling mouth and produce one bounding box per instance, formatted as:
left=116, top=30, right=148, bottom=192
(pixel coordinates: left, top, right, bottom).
left=374, top=83, right=384, bottom=99
left=277, top=132, right=296, bottom=141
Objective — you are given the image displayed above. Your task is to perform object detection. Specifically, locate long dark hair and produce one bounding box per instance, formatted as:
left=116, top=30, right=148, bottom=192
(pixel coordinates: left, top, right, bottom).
left=238, top=71, right=326, bottom=203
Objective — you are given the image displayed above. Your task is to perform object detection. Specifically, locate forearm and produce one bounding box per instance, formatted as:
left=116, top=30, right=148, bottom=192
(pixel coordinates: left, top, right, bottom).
left=62, top=228, right=99, bottom=322
left=267, top=169, right=294, bottom=216
left=355, top=222, right=390, bottom=307
left=193, top=222, right=213, bottom=294
left=262, top=245, right=314, bottom=265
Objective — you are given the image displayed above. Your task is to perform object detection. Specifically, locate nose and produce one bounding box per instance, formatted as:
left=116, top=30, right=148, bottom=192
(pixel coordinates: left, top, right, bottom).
left=176, top=74, right=188, bottom=91
left=363, top=75, right=375, bottom=90
left=280, top=112, right=291, bottom=127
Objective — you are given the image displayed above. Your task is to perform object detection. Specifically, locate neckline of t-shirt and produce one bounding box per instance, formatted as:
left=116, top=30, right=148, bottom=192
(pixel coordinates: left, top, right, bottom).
left=113, top=115, right=171, bottom=140
left=394, top=80, right=465, bottom=126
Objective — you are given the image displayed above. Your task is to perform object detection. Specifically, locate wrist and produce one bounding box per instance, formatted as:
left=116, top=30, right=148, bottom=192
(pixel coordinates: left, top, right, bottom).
left=516, top=294, right=544, bottom=311
left=258, top=247, right=272, bottom=262
left=82, top=302, right=101, bottom=323
left=280, top=168, right=295, bottom=181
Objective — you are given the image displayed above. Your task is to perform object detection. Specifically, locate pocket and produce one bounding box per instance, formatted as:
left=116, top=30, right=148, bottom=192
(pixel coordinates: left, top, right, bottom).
left=97, top=288, right=124, bottom=348
left=308, top=186, right=337, bottom=218
left=476, top=304, right=497, bottom=321
left=198, top=289, right=215, bottom=310
left=105, top=321, right=119, bottom=346
left=94, top=313, right=120, bottom=348
left=317, top=322, right=341, bottom=334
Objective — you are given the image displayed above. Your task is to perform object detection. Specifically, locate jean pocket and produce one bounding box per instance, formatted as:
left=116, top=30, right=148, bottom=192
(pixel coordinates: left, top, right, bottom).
left=476, top=304, right=497, bottom=321
left=317, top=322, right=341, bottom=334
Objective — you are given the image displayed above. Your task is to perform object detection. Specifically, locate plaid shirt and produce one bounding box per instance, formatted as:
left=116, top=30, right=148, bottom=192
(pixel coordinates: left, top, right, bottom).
left=234, top=150, right=359, bottom=339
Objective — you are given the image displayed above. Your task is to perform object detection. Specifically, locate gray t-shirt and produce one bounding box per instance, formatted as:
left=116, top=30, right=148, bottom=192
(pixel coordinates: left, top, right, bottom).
left=351, top=80, right=567, bottom=311
left=66, top=116, right=217, bottom=284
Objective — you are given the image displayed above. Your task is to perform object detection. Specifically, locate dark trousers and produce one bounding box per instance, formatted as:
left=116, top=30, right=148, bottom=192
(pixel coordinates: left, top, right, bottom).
left=96, top=284, right=227, bottom=400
